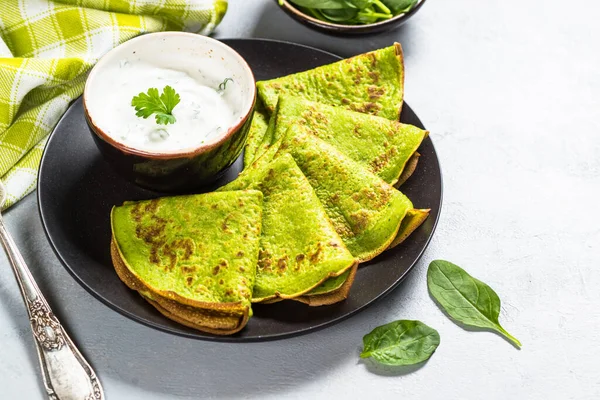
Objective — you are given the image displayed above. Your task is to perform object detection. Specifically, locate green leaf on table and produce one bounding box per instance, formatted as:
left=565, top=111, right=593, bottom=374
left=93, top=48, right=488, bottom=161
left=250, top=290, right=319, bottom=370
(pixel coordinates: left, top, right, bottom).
left=360, top=320, right=440, bottom=366
left=427, top=260, right=521, bottom=348
left=131, top=85, right=180, bottom=125
left=381, top=0, right=418, bottom=14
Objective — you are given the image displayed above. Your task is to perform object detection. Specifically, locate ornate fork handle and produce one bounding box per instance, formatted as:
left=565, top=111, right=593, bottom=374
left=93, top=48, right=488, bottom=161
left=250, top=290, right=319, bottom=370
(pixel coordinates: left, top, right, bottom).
left=0, top=219, right=103, bottom=400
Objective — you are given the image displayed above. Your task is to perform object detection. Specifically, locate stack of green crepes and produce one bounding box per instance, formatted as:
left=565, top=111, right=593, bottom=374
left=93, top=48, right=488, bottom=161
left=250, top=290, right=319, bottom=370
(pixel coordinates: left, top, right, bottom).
left=110, top=43, right=431, bottom=335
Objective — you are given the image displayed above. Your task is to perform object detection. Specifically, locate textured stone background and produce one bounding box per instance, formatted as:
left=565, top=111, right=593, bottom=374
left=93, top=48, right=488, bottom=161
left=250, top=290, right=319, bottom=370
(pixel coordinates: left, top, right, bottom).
left=1, top=0, right=599, bottom=398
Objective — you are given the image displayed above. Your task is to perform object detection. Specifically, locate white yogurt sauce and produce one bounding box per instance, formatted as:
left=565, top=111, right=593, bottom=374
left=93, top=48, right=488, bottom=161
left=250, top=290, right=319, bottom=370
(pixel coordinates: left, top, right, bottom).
left=93, top=60, right=237, bottom=152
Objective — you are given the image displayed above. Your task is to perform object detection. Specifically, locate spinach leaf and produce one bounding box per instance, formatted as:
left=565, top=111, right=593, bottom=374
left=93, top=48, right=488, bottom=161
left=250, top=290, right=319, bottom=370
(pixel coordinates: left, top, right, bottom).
left=427, top=260, right=521, bottom=347
left=381, top=0, right=418, bottom=14
left=298, top=7, right=331, bottom=22
left=355, top=6, right=393, bottom=23
left=321, top=8, right=358, bottom=22
left=287, top=0, right=413, bottom=24
left=354, top=11, right=379, bottom=24
left=288, top=0, right=349, bottom=9
left=345, top=0, right=376, bottom=9
left=360, top=320, right=440, bottom=366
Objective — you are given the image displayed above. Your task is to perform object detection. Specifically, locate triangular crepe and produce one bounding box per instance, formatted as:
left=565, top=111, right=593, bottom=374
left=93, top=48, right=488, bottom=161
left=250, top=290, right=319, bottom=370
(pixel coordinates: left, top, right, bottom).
left=292, top=263, right=358, bottom=306
left=111, top=242, right=251, bottom=334
left=297, top=207, right=430, bottom=306
left=257, top=43, right=404, bottom=121
left=276, top=126, right=413, bottom=262
left=388, top=208, right=431, bottom=249
left=221, top=154, right=357, bottom=303
left=243, top=98, right=270, bottom=168
left=396, top=152, right=420, bottom=187
left=250, top=95, right=426, bottom=185
left=110, top=191, right=263, bottom=335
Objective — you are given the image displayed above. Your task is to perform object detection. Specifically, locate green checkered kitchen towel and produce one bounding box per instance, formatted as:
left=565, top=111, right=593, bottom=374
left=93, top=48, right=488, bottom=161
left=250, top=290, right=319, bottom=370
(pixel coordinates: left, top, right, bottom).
left=0, top=0, right=227, bottom=210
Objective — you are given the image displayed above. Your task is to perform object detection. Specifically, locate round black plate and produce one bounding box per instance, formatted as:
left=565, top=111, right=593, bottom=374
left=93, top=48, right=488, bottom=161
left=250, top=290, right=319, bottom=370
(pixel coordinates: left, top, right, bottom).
left=38, top=39, right=442, bottom=342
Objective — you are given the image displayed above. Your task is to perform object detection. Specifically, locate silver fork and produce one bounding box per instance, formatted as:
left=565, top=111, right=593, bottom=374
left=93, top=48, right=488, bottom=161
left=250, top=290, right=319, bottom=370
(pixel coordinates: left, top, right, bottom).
left=0, top=181, right=104, bottom=400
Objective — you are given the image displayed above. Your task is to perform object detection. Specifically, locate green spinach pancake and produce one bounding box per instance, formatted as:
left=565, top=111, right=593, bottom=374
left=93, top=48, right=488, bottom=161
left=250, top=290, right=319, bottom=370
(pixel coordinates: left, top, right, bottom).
left=249, top=95, right=426, bottom=185
left=257, top=43, right=405, bottom=120
left=110, top=190, right=263, bottom=335
left=221, top=154, right=357, bottom=302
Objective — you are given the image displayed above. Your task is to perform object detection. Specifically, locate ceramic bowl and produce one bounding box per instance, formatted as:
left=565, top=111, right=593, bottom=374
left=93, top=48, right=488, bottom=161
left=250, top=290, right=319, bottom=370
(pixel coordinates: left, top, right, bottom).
left=84, top=32, right=256, bottom=192
left=275, top=0, right=427, bottom=36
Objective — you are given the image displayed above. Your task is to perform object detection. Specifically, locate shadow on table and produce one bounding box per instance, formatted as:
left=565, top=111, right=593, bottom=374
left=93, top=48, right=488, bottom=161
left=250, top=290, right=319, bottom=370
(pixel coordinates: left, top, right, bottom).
left=0, top=248, right=43, bottom=387
left=250, top=0, right=422, bottom=58
left=361, top=358, right=430, bottom=377
left=86, top=271, right=422, bottom=398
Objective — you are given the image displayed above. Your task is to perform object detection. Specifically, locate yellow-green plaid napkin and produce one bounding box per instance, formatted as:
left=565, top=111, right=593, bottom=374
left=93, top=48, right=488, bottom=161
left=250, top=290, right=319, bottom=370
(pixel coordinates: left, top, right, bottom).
left=0, top=0, right=227, bottom=210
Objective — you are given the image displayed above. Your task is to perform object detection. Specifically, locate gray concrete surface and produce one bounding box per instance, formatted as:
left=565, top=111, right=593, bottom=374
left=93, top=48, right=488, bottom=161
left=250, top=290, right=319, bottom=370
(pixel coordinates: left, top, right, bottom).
left=1, top=0, right=599, bottom=398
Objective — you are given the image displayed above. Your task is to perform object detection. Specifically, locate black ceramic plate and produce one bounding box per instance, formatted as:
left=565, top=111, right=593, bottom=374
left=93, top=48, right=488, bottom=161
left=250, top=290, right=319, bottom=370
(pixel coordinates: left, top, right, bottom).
left=38, top=39, right=442, bottom=342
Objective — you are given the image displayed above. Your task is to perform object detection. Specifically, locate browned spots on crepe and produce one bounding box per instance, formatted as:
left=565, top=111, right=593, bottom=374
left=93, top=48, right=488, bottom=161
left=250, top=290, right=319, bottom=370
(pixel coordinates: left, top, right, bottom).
left=352, top=102, right=382, bottom=115
left=349, top=210, right=370, bottom=234
left=135, top=217, right=167, bottom=245
left=369, top=53, right=377, bottom=67
left=144, top=199, right=160, bottom=213
left=131, top=203, right=143, bottom=222
left=181, top=266, right=196, bottom=274
left=368, top=86, right=385, bottom=100
left=149, top=247, right=160, bottom=265
left=368, top=71, right=380, bottom=83
left=309, top=242, right=324, bottom=263
left=277, top=255, right=288, bottom=273
left=370, top=146, right=399, bottom=173
left=257, top=249, right=273, bottom=271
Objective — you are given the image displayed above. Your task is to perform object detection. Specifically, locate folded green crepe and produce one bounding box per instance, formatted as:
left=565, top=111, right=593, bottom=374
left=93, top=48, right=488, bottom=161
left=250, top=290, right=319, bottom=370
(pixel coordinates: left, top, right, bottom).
left=112, top=254, right=252, bottom=334
left=263, top=262, right=358, bottom=306
left=388, top=208, right=431, bottom=249
left=249, top=95, right=426, bottom=185
left=221, top=154, right=357, bottom=302
left=257, top=43, right=404, bottom=121
left=299, top=208, right=430, bottom=303
left=293, top=263, right=357, bottom=306
left=110, top=190, right=263, bottom=335
left=276, top=126, right=413, bottom=262
left=243, top=99, right=270, bottom=168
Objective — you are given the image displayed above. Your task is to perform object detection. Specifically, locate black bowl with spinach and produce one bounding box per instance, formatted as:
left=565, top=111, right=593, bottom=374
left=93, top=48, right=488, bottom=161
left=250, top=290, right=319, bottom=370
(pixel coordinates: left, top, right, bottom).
left=276, top=0, right=427, bottom=35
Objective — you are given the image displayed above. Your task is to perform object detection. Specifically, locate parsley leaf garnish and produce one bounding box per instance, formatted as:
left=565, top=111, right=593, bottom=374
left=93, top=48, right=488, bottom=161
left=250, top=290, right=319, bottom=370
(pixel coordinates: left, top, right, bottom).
left=131, top=86, right=180, bottom=125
